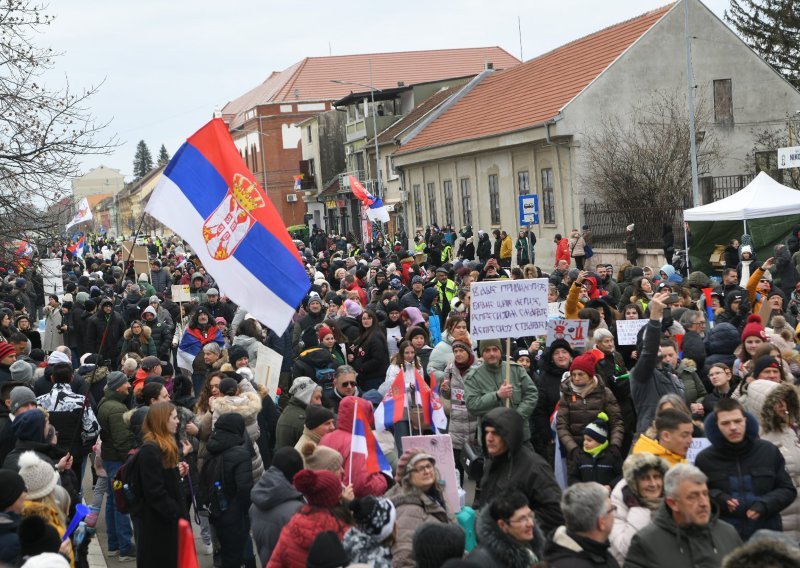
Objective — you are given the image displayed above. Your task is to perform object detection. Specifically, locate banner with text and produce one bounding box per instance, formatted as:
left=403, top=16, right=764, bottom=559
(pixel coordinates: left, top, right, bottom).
left=546, top=318, right=590, bottom=350
left=470, top=278, right=548, bottom=340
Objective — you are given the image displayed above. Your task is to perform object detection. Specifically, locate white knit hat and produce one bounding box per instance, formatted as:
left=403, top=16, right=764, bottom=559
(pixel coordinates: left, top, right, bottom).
left=18, top=451, right=59, bottom=500
left=22, top=553, right=70, bottom=568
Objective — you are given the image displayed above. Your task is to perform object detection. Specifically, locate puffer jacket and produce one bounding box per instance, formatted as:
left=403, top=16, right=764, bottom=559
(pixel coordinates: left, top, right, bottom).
left=467, top=505, right=544, bottom=568
left=677, top=359, right=707, bottom=405
left=319, top=396, right=389, bottom=498
left=143, top=311, right=173, bottom=360
left=741, top=378, right=781, bottom=418
left=569, top=230, right=586, bottom=258
left=274, top=396, right=307, bottom=449
left=205, top=413, right=254, bottom=521
left=479, top=407, right=564, bottom=535
left=760, top=382, right=800, bottom=540
left=386, top=482, right=453, bottom=568
left=211, top=381, right=264, bottom=482
left=442, top=358, right=480, bottom=450
left=531, top=342, right=573, bottom=456
left=695, top=409, right=797, bottom=540
left=249, top=466, right=304, bottom=565
left=266, top=506, right=350, bottom=568
left=119, top=325, right=156, bottom=357
left=703, top=322, right=740, bottom=370
left=624, top=501, right=741, bottom=568
left=97, top=389, right=134, bottom=462
left=556, top=378, right=624, bottom=455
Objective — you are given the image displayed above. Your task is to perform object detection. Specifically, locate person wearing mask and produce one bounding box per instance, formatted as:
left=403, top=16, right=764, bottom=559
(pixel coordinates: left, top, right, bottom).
left=204, top=412, right=255, bottom=568
left=623, top=464, right=741, bottom=568
left=695, top=398, right=796, bottom=540
left=609, top=453, right=670, bottom=565
left=135, top=402, right=190, bottom=568
left=467, top=489, right=544, bottom=567
left=544, top=482, right=620, bottom=567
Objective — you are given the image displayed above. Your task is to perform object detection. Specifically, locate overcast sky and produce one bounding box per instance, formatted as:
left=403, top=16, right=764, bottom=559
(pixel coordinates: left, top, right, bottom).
left=42, top=0, right=730, bottom=183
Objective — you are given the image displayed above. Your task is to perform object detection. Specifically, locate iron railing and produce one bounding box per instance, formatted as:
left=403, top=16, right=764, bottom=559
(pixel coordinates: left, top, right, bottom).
left=582, top=204, right=688, bottom=249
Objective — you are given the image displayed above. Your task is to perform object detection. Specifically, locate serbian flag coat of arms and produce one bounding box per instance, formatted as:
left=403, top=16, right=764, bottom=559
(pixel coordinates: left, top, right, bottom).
left=145, top=119, right=310, bottom=334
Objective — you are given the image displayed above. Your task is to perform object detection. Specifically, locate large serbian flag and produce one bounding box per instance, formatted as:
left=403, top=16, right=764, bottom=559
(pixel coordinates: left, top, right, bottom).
left=145, top=119, right=310, bottom=334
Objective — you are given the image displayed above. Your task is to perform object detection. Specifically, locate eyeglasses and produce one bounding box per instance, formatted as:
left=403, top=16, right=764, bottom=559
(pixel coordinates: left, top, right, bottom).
left=411, top=463, right=434, bottom=474
left=340, top=381, right=357, bottom=388
left=605, top=505, right=618, bottom=515
left=508, top=512, right=535, bottom=525
left=760, top=279, right=770, bottom=283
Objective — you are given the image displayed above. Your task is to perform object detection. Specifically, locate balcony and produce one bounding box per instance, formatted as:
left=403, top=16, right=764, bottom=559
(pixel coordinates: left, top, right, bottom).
left=344, top=114, right=402, bottom=143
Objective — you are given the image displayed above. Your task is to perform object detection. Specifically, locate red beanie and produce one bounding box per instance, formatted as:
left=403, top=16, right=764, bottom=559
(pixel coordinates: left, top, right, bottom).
left=318, top=325, right=333, bottom=343
left=293, top=469, right=342, bottom=508
left=569, top=349, right=601, bottom=376
left=741, top=314, right=767, bottom=343
left=0, top=342, right=16, bottom=361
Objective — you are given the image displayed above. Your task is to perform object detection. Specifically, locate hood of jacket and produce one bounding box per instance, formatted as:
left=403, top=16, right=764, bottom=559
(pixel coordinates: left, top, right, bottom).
left=211, top=390, right=262, bottom=421
left=475, top=504, right=543, bottom=565
left=401, top=307, right=425, bottom=327
left=336, top=396, right=375, bottom=433
left=650, top=499, right=723, bottom=544
left=761, top=382, right=800, bottom=431
left=79, top=364, right=110, bottom=385
left=123, top=325, right=151, bottom=341
left=283, top=508, right=348, bottom=551
left=539, top=339, right=574, bottom=377
left=622, top=451, right=670, bottom=494
left=704, top=409, right=760, bottom=450
left=250, top=466, right=303, bottom=511
left=705, top=323, right=741, bottom=356
left=206, top=413, right=247, bottom=454
left=482, top=407, right=523, bottom=455
left=11, top=409, right=45, bottom=442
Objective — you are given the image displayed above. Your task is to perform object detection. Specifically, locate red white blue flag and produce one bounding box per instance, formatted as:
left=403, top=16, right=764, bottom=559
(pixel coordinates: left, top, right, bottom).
left=145, top=119, right=310, bottom=334
left=67, top=236, right=85, bottom=259
left=374, top=370, right=407, bottom=432
left=351, top=401, right=392, bottom=477
left=416, top=371, right=447, bottom=434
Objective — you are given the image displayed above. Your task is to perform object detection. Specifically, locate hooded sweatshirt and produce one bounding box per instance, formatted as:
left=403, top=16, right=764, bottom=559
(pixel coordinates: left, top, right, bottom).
left=249, top=466, right=304, bottom=563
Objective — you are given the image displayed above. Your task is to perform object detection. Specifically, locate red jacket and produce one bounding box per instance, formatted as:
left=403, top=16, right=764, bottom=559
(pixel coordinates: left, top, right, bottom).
left=346, top=281, right=367, bottom=307
left=267, top=506, right=350, bottom=568
left=319, top=396, right=390, bottom=498
left=555, top=238, right=570, bottom=266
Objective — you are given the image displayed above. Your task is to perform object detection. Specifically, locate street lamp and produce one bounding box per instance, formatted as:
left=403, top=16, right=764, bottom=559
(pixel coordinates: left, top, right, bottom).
left=331, top=64, right=383, bottom=199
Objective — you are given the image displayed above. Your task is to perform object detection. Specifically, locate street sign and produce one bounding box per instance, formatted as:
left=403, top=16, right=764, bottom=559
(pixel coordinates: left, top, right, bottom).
left=519, top=194, right=539, bottom=224
left=778, top=146, right=800, bottom=169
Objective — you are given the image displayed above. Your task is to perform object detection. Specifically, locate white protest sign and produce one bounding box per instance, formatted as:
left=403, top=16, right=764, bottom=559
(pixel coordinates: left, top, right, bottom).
left=401, top=434, right=460, bottom=513
left=171, top=284, right=192, bottom=303
left=254, top=343, right=283, bottom=398
left=686, top=437, right=711, bottom=464
left=40, top=259, right=64, bottom=302
left=546, top=319, right=590, bottom=350
left=548, top=301, right=565, bottom=319
left=616, top=319, right=649, bottom=346
left=470, top=278, right=548, bottom=340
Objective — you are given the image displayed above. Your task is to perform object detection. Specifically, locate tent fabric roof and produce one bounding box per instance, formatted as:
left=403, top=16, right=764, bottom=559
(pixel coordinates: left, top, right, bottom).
left=683, top=172, right=800, bottom=221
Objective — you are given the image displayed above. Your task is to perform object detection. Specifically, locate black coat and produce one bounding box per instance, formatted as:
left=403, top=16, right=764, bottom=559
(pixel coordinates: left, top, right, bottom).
left=695, top=411, right=797, bottom=541
left=532, top=347, right=570, bottom=457
left=86, top=311, right=126, bottom=362
left=349, top=331, right=390, bottom=388
left=479, top=408, right=564, bottom=535
left=477, top=235, right=492, bottom=262
left=134, top=441, right=188, bottom=568
left=569, top=449, right=621, bottom=487
left=205, top=413, right=254, bottom=519
left=147, top=319, right=174, bottom=360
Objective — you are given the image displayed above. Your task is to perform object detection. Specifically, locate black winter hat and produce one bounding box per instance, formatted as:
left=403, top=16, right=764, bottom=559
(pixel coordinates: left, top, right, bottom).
left=228, top=345, right=249, bottom=367
left=271, top=447, right=303, bottom=483
left=306, top=530, right=350, bottom=568
left=412, top=523, right=466, bottom=568
left=0, top=469, right=26, bottom=510
left=18, top=514, right=62, bottom=557
left=304, top=404, right=334, bottom=430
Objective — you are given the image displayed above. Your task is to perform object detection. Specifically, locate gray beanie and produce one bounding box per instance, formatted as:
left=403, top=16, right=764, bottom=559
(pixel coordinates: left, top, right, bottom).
left=10, top=360, right=33, bottom=384
left=106, top=371, right=128, bottom=391
left=289, top=377, right=320, bottom=405
left=9, top=386, right=36, bottom=413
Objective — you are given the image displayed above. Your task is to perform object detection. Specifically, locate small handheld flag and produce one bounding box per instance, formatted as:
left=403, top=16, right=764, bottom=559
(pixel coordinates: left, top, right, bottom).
left=701, top=287, right=715, bottom=330
left=351, top=401, right=392, bottom=483
left=374, top=370, right=407, bottom=432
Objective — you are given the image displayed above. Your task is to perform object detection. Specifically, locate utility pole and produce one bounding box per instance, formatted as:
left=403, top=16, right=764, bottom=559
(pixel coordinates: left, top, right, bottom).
left=684, top=0, right=700, bottom=207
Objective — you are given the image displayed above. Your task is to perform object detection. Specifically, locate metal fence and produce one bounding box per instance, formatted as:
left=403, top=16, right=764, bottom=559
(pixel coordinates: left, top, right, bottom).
left=700, top=174, right=754, bottom=202
left=582, top=203, right=687, bottom=249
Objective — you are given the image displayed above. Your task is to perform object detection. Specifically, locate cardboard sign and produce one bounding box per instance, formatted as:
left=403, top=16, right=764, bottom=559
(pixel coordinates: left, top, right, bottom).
left=470, top=278, right=548, bottom=340
left=401, top=434, right=461, bottom=513
left=616, top=319, right=649, bottom=346
left=171, top=284, right=192, bottom=303
left=254, top=343, right=283, bottom=399
left=686, top=437, right=711, bottom=464
left=121, top=241, right=150, bottom=279
left=546, top=319, right=590, bottom=350
left=40, top=259, right=64, bottom=302
left=548, top=301, right=565, bottom=319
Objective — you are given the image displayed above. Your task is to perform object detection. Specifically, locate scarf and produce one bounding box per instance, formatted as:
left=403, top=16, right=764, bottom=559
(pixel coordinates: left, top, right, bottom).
left=584, top=440, right=608, bottom=457
left=455, top=351, right=475, bottom=374
left=570, top=376, right=598, bottom=397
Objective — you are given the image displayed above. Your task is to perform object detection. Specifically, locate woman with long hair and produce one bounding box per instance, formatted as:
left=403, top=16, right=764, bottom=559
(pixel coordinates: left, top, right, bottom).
left=380, top=341, right=424, bottom=451
left=348, top=309, right=389, bottom=391
left=628, top=277, right=653, bottom=313
left=135, top=401, right=190, bottom=567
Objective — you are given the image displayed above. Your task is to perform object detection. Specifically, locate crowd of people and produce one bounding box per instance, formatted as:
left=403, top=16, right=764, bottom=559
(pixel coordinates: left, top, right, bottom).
left=2, top=224, right=800, bottom=567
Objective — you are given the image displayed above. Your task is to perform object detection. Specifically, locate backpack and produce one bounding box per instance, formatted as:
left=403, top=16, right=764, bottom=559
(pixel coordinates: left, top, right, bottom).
left=112, top=448, right=142, bottom=515
left=197, top=452, right=228, bottom=518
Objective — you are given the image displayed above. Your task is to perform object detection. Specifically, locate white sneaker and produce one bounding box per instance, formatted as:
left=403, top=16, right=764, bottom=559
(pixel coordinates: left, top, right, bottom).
left=203, top=543, right=213, bottom=556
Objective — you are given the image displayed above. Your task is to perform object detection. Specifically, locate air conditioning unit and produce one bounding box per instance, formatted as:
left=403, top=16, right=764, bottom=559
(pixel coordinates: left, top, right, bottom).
left=286, top=194, right=299, bottom=203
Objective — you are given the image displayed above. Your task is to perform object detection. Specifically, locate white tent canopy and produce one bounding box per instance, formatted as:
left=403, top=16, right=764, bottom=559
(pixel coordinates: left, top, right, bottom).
left=683, top=172, right=800, bottom=221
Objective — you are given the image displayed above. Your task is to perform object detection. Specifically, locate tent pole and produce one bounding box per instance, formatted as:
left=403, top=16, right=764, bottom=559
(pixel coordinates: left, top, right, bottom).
left=743, top=219, right=747, bottom=236
left=683, top=221, right=690, bottom=277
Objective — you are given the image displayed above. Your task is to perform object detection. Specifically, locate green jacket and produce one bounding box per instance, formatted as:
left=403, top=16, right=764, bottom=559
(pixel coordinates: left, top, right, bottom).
left=274, top=397, right=307, bottom=449
left=97, top=389, right=134, bottom=462
left=465, top=361, right=538, bottom=442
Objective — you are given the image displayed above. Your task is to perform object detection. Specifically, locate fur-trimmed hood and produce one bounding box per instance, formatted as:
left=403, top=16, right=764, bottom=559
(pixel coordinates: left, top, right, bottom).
left=704, top=409, right=760, bottom=449
left=210, top=390, right=261, bottom=422
left=123, top=325, right=151, bottom=341
left=761, top=382, right=800, bottom=434
left=622, top=452, right=670, bottom=496
left=79, top=364, right=110, bottom=385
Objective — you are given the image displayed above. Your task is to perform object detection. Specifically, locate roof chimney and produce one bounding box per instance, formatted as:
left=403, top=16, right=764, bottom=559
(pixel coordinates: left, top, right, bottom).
left=485, top=62, right=494, bottom=70
left=397, top=81, right=405, bottom=87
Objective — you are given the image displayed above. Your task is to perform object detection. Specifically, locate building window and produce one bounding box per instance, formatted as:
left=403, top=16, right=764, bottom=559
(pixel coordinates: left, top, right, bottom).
left=251, top=145, right=258, bottom=172
left=427, top=182, right=438, bottom=225
left=460, top=178, right=472, bottom=226
left=713, top=79, right=733, bottom=125
left=518, top=170, right=530, bottom=195
left=413, top=184, right=423, bottom=227
left=541, top=168, right=556, bottom=224
left=488, top=174, right=500, bottom=225
left=306, top=125, right=313, bottom=142
left=443, top=180, right=454, bottom=226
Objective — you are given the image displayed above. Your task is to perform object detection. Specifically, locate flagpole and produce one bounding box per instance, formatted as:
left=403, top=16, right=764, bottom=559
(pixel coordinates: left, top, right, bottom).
left=349, top=406, right=356, bottom=486
left=404, top=368, right=413, bottom=438
left=504, top=337, right=511, bottom=408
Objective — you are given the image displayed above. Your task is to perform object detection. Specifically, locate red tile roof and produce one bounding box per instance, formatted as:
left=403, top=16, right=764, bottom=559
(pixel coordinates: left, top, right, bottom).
left=222, top=47, right=519, bottom=125
left=396, top=4, right=674, bottom=156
